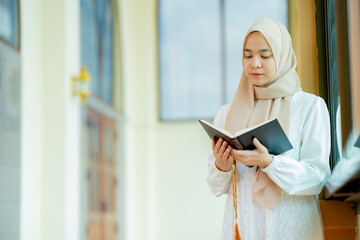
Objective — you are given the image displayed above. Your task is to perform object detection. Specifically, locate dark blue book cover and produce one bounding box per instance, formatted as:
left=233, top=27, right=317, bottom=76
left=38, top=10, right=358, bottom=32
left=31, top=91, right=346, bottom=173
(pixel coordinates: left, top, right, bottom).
left=354, top=134, right=360, bottom=148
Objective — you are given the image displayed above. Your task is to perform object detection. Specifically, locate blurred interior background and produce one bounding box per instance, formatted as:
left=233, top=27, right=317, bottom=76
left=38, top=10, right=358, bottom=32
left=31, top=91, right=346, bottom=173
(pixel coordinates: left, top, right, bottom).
left=0, top=0, right=359, bottom=239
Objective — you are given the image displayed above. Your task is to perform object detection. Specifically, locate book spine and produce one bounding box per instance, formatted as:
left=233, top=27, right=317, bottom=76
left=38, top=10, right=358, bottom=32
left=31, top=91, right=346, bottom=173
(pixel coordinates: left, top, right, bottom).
left=231, top=139, right=243, bottom=150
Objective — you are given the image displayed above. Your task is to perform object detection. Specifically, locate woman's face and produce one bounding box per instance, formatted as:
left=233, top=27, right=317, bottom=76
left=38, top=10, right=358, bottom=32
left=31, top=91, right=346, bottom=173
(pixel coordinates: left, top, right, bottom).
left=243, top=32, right=276, bottom=87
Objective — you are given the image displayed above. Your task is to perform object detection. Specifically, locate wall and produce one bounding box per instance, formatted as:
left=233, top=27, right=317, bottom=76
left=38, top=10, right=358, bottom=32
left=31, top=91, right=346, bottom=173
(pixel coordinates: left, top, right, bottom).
left=20, top=0, right=82, bottom=240
left=120, top=0, right=225, bottom=239
left=20, top=0, right=43, bottom=239
left=40, top=0, right=81, bottom=238
left=320, top=201, right=357, bottom=240
left=289, top=0, right=319, bottom=95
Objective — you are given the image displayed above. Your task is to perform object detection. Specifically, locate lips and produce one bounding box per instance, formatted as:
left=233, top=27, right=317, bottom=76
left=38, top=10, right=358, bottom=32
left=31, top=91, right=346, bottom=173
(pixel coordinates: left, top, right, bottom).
left=250, top=73, right=264, bottom=76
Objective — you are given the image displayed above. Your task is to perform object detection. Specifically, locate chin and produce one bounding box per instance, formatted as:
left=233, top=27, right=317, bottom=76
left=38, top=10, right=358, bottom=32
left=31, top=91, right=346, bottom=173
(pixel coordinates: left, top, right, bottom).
left=250, top=79, right=267, bottom=87
left=250, top=78, right=273, bottom=87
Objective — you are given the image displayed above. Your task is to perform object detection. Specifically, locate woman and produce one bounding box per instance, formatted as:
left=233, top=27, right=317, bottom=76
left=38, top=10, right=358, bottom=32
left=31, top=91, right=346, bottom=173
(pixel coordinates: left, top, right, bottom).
left=207, top=18, right=331, bottom=240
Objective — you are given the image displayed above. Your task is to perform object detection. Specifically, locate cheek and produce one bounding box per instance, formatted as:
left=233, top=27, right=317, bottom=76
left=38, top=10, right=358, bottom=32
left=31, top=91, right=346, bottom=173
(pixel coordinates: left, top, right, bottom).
left=243, top=60, right=251, bottom=73
left=264, top=62, right=276, bottom=76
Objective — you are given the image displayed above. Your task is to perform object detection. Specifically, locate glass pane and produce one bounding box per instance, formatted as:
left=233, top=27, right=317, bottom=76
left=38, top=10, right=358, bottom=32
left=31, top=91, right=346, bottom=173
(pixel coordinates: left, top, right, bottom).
left=81, top=0, right=114, bottom=104
left=0, top=0, right=19, bottom=48
left=0, top=42, right=21, bottom=240
left=327, top=0, right=341, bottom=168
left=225, top=0, right=288, bottom=103
left=159, top=0, right=222, bottom=120
left=101, top=2, right=114, bottom=103
left=81, top=0, right=100, bottom=97
left=324, top=0, right=360, bottom=197
left=158, top=0, right=288, bottom=120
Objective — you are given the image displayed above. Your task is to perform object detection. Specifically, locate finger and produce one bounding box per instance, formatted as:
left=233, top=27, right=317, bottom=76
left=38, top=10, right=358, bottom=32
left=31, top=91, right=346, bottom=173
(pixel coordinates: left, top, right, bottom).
left=214, top=138, right=223, bottom=154
left=212, top=138, right=216, bottom=150
left=222, top=147, right=231, bottom=160
left=233, top=150, right=250, bottom=165
left=233, top=149, right=248, bottom=158
left=253, top=138, right=267, bottom=153
left=234, top=154, right=250, bottom=166
left=219, top=141, right=228, bottom=154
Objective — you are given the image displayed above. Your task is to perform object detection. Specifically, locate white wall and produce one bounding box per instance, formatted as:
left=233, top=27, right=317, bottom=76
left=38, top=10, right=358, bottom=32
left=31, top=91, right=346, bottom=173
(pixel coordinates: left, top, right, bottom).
left=40, top=0, right=81, bottom=239
left=120, top=0, right=226, bottom=239
left=20, top=0, right=43, bottom=239
left=21, top=0, right=81, bottom=240
left=150, top=124, right=226, bottom=240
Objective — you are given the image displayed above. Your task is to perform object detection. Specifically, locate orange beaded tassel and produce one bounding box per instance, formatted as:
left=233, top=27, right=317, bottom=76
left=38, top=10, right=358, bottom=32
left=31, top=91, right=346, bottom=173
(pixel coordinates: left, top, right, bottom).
left=231, top=149, right=241, bottom=240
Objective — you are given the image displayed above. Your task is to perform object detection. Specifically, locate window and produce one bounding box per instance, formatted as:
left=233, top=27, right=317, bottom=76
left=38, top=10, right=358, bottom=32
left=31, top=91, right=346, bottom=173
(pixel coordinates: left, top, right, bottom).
left=158, top=0, right=288, bottom=121
left=0, top=0, right=20, bottom=239
left=80, top=1, right=122, bottom=239
left=317, top=0, right=360, bottom=198
left=318, top=0, right=341, bottom=169
left=81, top=0, right=114, bottom=104
left=0, top=0, right=20, bottom=48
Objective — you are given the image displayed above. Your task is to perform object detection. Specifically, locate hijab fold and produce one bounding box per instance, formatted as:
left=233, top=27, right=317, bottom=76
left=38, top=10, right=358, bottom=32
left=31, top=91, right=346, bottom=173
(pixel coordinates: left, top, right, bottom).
left=224, top=18, right=301, bottom=210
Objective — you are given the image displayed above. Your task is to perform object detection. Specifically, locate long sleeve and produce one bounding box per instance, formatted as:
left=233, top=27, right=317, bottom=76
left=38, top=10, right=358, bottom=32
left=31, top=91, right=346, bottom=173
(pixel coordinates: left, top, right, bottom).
left=207, top=104, right=232, bottom=197
left=262, top=97, right=331, bottom=195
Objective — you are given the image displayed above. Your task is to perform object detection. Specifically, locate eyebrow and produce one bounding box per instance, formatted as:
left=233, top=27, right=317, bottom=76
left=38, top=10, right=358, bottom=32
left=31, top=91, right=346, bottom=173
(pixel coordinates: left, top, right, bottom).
left=244, top=48, right=272, bottom=53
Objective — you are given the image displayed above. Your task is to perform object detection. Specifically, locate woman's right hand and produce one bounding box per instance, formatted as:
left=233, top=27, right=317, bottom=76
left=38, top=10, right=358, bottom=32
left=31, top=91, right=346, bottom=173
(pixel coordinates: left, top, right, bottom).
left=212, top=138, right=232, bottom=172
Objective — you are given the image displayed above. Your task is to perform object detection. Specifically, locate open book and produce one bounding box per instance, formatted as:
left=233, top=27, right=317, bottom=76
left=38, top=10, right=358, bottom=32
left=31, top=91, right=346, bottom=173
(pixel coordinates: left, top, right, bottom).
left=199, top=118, right=293, bottom=155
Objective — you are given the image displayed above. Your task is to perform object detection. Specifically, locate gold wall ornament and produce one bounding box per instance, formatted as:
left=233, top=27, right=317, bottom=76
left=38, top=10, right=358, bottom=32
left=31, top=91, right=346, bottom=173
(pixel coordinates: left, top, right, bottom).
left=72, top=66, right=91, bottom=102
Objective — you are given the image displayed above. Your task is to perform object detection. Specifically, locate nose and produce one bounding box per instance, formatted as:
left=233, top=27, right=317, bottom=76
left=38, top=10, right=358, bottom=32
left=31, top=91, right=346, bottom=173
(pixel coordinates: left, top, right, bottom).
left=251, top=56, right=261, bottom=69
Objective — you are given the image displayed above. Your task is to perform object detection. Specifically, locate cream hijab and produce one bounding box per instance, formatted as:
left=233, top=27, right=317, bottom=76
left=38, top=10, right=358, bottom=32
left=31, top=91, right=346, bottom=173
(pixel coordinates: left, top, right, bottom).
left=225, top=18, right=301, bottom=209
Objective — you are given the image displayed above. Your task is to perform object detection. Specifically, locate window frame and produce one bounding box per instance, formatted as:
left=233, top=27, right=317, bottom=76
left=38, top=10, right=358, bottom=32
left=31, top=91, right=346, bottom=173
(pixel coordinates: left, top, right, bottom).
left=316, top=0, right=360, bottom=199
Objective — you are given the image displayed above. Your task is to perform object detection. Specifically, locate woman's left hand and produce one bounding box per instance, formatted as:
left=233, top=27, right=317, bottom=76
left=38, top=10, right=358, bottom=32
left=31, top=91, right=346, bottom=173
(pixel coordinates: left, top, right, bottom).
left=232, top=138, right=273, bottom=168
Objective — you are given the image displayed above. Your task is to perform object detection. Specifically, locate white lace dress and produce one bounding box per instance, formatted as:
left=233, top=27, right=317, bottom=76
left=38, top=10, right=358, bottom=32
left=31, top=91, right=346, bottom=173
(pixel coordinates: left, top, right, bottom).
left=207, top=91, right=331, bottom=240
